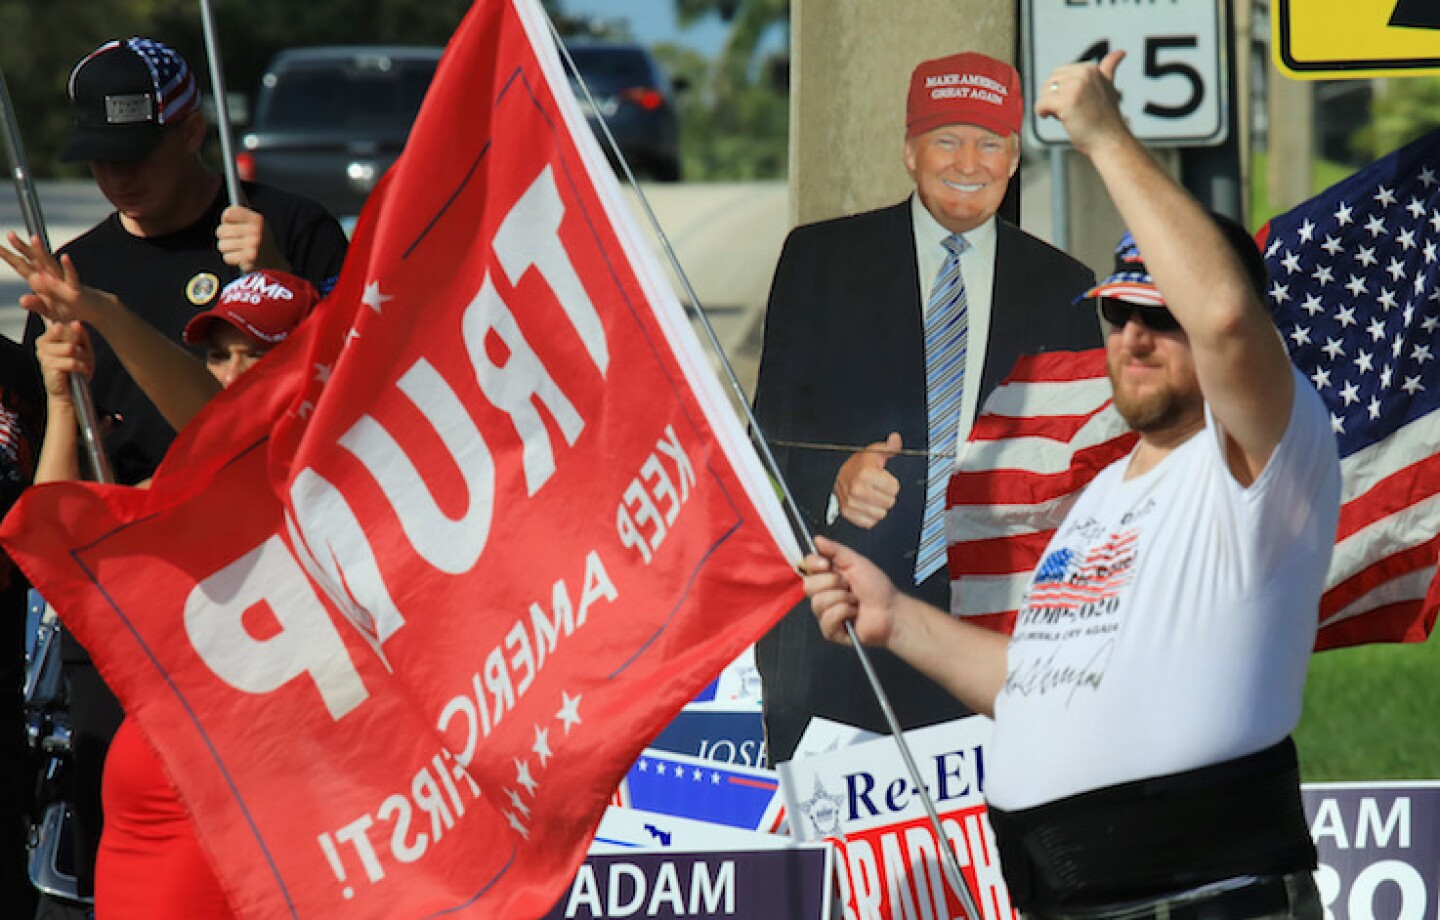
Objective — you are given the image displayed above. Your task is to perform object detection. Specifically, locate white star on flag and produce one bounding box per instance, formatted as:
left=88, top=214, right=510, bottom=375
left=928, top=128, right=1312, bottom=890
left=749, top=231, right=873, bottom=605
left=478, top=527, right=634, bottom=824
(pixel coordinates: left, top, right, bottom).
left=505, top=810, right=530, bottom=839
left=514, top=758, right=539, bottom=796
left=362, top=280, right=393, bottom=313
left=556, top=691, right=582, bottom=733
left=505, top=788, right=531, bottom=818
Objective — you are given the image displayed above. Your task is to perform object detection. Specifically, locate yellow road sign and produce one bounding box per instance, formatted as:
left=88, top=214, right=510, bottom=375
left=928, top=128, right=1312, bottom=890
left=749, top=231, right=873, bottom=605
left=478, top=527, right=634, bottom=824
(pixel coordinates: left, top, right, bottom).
left=1275, top=0, right=1440, bottom=79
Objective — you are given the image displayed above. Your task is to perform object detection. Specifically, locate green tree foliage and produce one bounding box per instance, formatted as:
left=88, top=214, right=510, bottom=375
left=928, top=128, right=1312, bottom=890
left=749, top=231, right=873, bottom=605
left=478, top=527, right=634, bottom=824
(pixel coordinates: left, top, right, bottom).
left=1351, top=77, right=1440, bottom=163
left=666, top=0, right=789, bottom=179
left=676, top=0, right=785, bottom=98
left=654, top=43, right=785, bottom=181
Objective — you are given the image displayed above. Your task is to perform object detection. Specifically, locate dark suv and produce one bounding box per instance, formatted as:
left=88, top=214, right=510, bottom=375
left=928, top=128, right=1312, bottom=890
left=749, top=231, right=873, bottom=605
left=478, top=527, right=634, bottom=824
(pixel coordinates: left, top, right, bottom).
left=565, top=42, right=682, bottom=182
left=237, top=47, right=440, bottom=218
left=238, top=41, right=680, bottom=219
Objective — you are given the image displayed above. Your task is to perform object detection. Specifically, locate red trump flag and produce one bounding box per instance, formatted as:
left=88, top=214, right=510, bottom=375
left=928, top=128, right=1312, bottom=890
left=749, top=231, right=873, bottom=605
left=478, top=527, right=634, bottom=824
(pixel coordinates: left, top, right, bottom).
left=0, top=1, right=803, bottom=916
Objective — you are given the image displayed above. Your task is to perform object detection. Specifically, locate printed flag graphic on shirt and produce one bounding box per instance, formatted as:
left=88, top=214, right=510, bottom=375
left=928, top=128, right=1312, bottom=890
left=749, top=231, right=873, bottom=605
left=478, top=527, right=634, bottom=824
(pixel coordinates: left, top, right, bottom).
left=1257, top=127, right=1440, bottom=649
left=0, top=1, right=803, bottom=917
left=944, top=350, right=1136, bottom=632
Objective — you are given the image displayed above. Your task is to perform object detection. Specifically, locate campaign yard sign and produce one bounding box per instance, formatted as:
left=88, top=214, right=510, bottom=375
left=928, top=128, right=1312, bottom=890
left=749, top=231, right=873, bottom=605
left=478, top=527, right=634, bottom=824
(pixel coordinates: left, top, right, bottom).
left=542, top=847, right=832, bottom=920
left=1304, top=782, right=1440, bottom=920
left=614, top=749, right=785, bottom=834
left=650, top=708, right=767, bottom=771
left=778, top=717, right=1011, bottom=920
left=590, top=807, right=793, bottom=854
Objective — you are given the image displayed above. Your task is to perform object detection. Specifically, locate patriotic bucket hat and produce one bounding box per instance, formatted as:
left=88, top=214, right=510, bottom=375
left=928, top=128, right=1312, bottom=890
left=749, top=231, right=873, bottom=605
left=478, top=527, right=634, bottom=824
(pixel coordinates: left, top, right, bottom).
left=1077, top=231, right=1165, bottom=306
left=62, top=38, right=200, bottom=163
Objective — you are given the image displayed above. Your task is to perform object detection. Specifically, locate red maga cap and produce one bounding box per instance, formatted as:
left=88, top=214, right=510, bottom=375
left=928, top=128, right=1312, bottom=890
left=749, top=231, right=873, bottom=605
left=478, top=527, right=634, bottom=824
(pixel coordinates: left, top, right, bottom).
left=183, top=270, right=320, bottom=346
left=906, top=52, right=1022, bottom=139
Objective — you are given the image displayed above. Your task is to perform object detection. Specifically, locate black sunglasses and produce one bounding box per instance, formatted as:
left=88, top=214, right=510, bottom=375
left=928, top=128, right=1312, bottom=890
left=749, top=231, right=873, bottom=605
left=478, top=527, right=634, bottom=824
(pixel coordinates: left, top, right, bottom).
left=1097, top=297, right=1182, bottom=332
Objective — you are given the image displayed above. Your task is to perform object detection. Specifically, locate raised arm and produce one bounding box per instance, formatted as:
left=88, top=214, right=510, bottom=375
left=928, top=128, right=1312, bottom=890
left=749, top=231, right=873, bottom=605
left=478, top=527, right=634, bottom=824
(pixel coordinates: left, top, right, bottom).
left=1035, top=53, right=1294, bottom=479
left=2, top=233, right=222, bottom=431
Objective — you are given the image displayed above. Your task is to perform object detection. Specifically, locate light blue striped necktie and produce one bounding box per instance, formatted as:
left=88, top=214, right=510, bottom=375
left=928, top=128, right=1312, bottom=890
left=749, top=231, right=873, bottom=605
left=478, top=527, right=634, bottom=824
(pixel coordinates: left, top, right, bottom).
left=916, top=232, right=969, bottom=584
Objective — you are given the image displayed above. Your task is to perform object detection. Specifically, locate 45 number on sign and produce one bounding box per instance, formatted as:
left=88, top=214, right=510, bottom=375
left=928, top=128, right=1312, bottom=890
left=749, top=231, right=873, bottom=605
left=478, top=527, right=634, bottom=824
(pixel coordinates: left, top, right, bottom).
left=1025, top=0, right=1227, bottom=147
left=1075, top=37, right=1203, bottom=119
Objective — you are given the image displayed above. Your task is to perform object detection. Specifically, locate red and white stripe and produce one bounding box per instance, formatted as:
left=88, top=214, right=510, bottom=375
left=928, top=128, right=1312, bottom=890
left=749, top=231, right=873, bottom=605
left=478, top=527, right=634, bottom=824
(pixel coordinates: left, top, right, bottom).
left=945, top=350, right=1135, bottom=633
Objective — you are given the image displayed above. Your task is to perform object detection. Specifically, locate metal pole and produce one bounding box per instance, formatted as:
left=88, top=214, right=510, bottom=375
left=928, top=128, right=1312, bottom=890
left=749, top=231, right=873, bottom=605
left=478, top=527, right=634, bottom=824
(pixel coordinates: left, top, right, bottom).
left=1179, top=0, right=1242, bottom=221
left=198, top=0, right=246, bottom=208
left=0, top=68, right=113, bottom=484
left=1050, top=147, right=1070, bottom=251
left=548, top=17, right=983, bottom=920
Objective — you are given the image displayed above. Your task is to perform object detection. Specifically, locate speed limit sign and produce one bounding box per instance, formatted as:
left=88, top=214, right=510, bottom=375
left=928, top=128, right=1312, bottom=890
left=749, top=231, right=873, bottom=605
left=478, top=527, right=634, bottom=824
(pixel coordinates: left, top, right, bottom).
left=1024, top=0, right=1229, bottom=147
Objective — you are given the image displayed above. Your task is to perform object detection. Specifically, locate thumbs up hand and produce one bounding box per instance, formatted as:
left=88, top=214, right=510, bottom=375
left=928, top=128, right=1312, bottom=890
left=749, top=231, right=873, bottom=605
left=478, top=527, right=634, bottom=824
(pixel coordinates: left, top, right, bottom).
left=833, top=432, right=903, bottom=529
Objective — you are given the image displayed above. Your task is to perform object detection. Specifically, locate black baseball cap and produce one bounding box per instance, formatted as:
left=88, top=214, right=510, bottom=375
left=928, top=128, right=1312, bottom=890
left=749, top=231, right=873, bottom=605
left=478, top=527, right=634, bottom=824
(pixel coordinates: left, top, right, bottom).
left=62, top=38, right=201, bottom=163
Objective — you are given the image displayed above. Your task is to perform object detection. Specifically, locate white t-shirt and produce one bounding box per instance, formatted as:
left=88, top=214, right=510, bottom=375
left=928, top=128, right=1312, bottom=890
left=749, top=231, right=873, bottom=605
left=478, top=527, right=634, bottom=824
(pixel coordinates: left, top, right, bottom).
left=987, top=371, right=1340, bottom=811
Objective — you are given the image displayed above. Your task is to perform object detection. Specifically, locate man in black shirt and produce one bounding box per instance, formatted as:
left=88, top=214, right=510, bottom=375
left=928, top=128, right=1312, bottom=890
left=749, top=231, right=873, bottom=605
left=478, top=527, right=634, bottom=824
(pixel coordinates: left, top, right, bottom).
left=25, top=37, right=348, bottom=484
left=17, top=38, right=347, bottom=917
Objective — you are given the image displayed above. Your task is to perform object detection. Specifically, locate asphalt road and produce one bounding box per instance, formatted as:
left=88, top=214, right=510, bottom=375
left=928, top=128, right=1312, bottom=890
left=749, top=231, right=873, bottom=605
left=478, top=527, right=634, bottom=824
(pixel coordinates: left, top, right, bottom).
left=0, top=179, right=788, bottom=397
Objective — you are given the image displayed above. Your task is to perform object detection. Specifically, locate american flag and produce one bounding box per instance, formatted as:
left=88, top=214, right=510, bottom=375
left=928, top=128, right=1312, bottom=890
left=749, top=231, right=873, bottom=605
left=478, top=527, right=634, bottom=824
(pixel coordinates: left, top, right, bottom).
left=944, top=350, right=1136, bottom=633
left=126, top=37, right=199, bottom=123
left=943, top=133, right=1440, bottom=649
left=1258, top=127, right=1440, bottom=648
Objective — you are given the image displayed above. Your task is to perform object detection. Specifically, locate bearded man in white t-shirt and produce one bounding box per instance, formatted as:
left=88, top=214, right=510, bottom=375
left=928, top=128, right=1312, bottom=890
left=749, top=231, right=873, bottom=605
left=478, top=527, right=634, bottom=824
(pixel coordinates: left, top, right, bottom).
left=802, top=51, right=1339, bottom=920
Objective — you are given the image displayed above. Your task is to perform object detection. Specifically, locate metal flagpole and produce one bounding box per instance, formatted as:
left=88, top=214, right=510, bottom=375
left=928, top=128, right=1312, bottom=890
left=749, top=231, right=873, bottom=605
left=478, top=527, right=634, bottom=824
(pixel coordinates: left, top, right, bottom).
left=198, top=0, right=246, bottom=208
left=546, top=17, right=982, bottom=920
left=0, top=67, right=114, bottom=484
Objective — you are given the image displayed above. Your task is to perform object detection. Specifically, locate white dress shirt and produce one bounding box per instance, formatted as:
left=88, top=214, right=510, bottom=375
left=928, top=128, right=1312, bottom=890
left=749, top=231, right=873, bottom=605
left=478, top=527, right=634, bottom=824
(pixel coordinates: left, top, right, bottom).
left=911, top=193, right=997, bottom=450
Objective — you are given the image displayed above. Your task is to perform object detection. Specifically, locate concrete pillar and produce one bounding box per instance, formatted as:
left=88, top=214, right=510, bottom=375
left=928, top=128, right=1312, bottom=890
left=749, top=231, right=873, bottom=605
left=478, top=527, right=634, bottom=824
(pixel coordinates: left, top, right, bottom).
left=1266, top=70, right=1315, bottom=217
left=789, top=0, right=1015, bottom=228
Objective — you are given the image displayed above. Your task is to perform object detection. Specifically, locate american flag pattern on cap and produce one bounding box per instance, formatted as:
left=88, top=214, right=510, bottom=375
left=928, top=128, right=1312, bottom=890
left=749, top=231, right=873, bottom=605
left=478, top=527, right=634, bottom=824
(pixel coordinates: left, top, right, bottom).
left=1078, top=230, right=1167, bottom=306
left=68, top=37, right=199, bottom=125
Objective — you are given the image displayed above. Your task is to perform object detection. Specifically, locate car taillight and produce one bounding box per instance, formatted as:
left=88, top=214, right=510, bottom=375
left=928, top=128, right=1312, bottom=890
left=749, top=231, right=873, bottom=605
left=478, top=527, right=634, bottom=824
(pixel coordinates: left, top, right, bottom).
left=619, top=87, right=664, bottom=111
left=235, top=151, right=256, bottom=181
